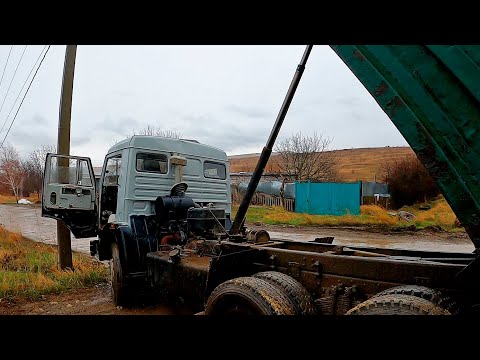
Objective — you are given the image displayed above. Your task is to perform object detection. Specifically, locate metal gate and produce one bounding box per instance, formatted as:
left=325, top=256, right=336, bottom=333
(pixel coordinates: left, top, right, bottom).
left=294, top=181, right=361, bottom=215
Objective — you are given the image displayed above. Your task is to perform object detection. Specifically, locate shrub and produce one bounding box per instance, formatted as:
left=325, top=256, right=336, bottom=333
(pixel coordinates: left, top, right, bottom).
left=383, top=155, right=439, bottom=208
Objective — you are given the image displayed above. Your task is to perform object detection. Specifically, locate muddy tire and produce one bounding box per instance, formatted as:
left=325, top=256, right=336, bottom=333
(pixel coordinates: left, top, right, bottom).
left=205, top=276, right=297, bottom=315
left=110, top=243, right=129, bottom=307
left=253, top=271, right=317, bottom=315
left=372, top=285, right=460, bottom=315
left=346, top=294, right=451, bottom=315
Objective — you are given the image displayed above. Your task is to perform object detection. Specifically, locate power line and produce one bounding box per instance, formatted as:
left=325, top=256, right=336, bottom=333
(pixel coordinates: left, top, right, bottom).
left=0, top=45, right=13, bottom=92
left=0, top=45, right=47, bottom=135
left=0, top=45, right=51, bottom=147
left=0, top=45, right=27, bottom=115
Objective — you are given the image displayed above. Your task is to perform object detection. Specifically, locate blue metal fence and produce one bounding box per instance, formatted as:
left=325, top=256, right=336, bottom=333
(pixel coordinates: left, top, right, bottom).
left=294, top=181, right=361, bottom=215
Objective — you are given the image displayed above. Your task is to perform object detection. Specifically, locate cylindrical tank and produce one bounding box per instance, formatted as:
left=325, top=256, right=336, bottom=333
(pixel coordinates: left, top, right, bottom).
left=155, top=195, right=195, bottom=224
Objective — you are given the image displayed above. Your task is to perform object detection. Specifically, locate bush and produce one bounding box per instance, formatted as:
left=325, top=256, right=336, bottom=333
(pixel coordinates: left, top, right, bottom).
left=383, top=155, right=440, bottom=208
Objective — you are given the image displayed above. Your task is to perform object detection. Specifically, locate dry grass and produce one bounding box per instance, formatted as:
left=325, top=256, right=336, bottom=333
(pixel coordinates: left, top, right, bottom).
left=235, top=205, right=398, bottom=227
left=402, top=197, right=460, bottom=231
left=228, top=146, right=415, bottom=182
left=0, top=226, right=108, bottom=300
left=233, top=196, right=463, bottom=232
left=0, top=194, right=38, bottom=204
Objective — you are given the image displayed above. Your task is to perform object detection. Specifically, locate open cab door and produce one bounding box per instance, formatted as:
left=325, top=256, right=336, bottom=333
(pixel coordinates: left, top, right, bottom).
left=42, top=154, right=98, bottom=238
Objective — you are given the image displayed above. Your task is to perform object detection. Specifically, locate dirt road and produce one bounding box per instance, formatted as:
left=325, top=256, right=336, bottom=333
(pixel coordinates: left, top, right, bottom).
left=0, top=204, right=474, bottom=254
left=0, top=204, right=475, bottom=315
left=0, top=283, right=196, bottom=315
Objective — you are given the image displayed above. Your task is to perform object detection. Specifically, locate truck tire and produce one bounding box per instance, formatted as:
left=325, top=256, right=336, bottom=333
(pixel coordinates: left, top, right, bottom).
left=372, top=285, right=460, bottom=315
left=110, top=242, right=129, bottom=307
left=205, top=276, right=297, bottom=315
left=253, top=271, right=317, bottom=315
left=346, top=294, right=451, bottom=315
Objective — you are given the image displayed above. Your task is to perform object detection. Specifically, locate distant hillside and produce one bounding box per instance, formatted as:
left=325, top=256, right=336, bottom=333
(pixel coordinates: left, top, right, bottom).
left=228, top=146, right=415, bottom=182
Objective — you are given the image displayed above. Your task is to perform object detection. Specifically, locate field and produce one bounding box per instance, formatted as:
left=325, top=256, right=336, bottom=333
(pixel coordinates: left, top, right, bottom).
left=228, top=146, right=415, bottom=182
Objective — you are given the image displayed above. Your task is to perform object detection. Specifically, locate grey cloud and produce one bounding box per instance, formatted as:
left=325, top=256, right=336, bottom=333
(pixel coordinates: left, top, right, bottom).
left=224, top=105, right=272, bottom=119
left=335, top=97, right=361, bottom=106
left=7, top=129, right=56, bottom=157
left=8, top=114, right=55, bottom=139
left=31, top=114, right=49, bottom=125
left=9, top=129, right=56, bottom=145
left=3, top=113, right=91, bottom=158
left=95, top=116, right=140, bottom=136
left=350, top=111, right=364, bottom=121
left=112, top=89, right=134, bottom=97
left=4, top=114, right=51, bottom=135
left=180, top=114, right=268, bottom=153
left=72, top=135, right=90, bottom=146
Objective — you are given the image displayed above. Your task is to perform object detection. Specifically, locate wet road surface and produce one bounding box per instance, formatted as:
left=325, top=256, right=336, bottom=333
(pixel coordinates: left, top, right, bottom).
left=0, top=204, right=92, bottom=254
left=250, top=223, right=475, bottom=253
left=0, top=204, right=475, bottom=255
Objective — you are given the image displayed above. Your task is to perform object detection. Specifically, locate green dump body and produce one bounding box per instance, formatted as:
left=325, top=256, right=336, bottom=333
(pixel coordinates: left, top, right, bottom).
left=330, top=45, right=480, bottom=249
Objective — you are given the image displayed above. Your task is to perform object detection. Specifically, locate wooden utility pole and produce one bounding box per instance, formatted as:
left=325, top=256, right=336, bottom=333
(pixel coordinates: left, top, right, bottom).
left=57, top=45, right=77, bottom=270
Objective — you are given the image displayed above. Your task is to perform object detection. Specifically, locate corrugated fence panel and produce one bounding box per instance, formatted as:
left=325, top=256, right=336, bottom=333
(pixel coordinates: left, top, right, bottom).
left=295, top=181, right=361, bottom=216
left=294, top=181, right=310, bottom=214
left=362, top=182, right=389, bottom=197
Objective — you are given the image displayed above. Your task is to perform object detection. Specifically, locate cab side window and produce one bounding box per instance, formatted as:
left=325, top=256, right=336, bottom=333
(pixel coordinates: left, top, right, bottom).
left=203, top=161, right=226, bottom=180
left=105, top=156, right=122, bottom=185
left=136, top=153, right=168, bottom=174
left=100, top=155, right=122, bottom=227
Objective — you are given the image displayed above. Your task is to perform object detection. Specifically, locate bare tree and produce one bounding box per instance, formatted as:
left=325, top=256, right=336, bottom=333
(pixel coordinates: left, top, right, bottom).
left=0, top=144, right=25, bottom=201
left=132, top=125, right=181, bottom=138
left=274, top=132, right=338, bottom=182
left=23, top=145, right=56, bottom=200
left=111, top=125, right=182, bottom=146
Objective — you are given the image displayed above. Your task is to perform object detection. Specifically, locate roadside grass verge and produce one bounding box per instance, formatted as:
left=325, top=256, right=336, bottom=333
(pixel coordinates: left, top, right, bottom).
left=232, top=196, right=464, bottom=232
left=0, top=194, right=38, bottom=204
left=0, top=226, right=108, bottom=300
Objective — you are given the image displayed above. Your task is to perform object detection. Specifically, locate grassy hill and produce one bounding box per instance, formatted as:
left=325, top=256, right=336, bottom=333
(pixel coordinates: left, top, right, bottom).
left=228, top=146, right=415, bottom=182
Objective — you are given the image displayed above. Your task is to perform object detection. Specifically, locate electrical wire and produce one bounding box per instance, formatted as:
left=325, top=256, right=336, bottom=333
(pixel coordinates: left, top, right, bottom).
left=0, top=45, right=51, bottom=147
left=0, top=45, right=13, bottom=92
left=0, top=46, right=48, bottom=136
left=0, top=45, right=28, bottom=115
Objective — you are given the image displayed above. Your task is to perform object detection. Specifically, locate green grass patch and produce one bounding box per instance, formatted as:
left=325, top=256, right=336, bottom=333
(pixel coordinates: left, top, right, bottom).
left=0, top=226, right=108, bottom=300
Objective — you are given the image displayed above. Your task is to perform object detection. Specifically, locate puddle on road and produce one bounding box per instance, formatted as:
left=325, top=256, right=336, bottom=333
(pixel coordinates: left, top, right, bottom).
left=268, top=231, right=475, bottom=253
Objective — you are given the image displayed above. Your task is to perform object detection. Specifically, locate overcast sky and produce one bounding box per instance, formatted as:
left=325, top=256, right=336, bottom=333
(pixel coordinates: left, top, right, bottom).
left=0, top=45, right=408, bottom=166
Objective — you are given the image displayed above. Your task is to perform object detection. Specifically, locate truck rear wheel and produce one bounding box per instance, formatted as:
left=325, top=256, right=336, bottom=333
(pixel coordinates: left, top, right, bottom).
left=111, top=242, right=129, bottom=307
left=372, top=285, right=460, bottom=315
left=346, top=294, right=451, bottom=315
left=253, top=271, right=317, bottom=315
left=205, top=276, right=297, bottom=315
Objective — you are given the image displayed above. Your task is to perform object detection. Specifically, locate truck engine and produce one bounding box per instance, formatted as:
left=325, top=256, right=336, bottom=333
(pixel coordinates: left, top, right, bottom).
left=154, top=183, right=231, bottom=247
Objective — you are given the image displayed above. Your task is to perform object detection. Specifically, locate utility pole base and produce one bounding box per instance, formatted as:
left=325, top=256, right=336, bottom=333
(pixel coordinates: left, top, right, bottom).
left=57, top=222, right=73, bottom=270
